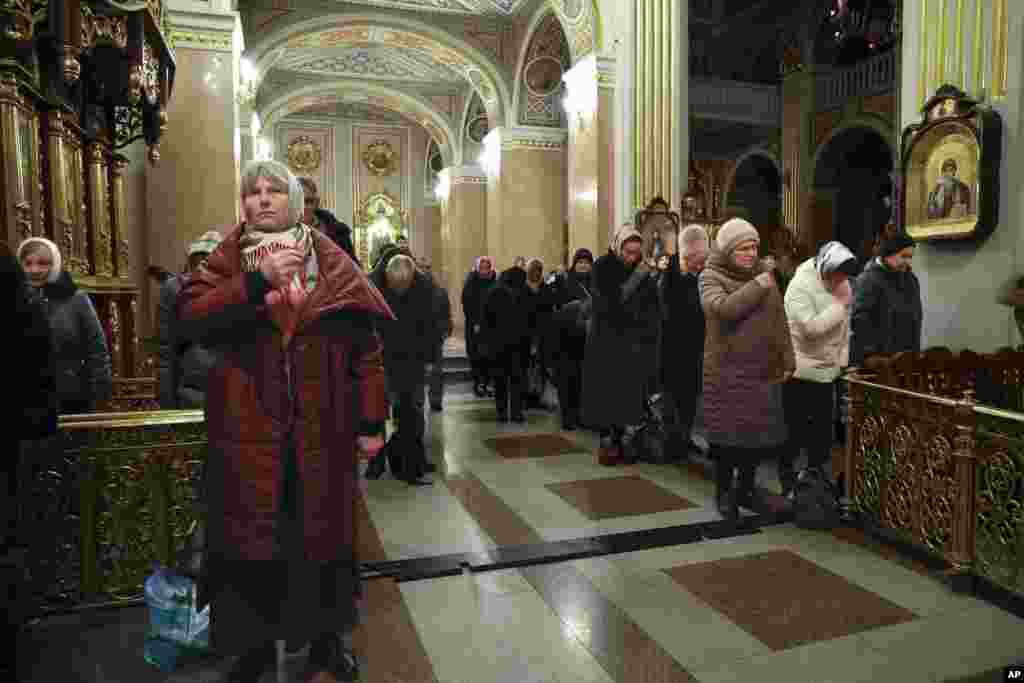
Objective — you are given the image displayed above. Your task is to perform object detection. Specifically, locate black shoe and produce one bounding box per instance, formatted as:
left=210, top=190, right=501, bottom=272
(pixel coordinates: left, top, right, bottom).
left=561, top=421, right=577, bottom=431
left=511, top=413, right=525, bottom=423
left=364, top=455, right=386, bottom=480
left=308, top=633, right=360, bottom=682
left=496, top=411, right=508, bottom=422
left=716, top=491, right=739, bottom=523
left=430, top=403, right=443, bottom=412
left=404, top=476, right=433, bottom=486
left=473, top=383, right=486, bottom=398
left=423, top=462, right=437, bottom=473
left=224, top=642, right=275, bottom=682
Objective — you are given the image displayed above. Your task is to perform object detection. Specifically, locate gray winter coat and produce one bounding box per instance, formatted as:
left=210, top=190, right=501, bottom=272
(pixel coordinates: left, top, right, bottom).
left=36, top=271, right=112, bottom=411
left=157, top=274, right=221, bottom=409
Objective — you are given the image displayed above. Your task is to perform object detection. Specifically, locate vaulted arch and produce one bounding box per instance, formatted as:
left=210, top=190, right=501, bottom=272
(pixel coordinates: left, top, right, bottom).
left=259, top=80, right=460, bottom=166
left=245, top=12, right=514, bottom=128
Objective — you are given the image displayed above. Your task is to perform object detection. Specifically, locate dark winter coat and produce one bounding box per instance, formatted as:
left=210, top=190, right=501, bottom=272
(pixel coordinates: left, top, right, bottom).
left=481, top=267, right=533, bottom=373
left=660, top=253, right=705, bottom=393
left=582, top=253, right=662, bottom=428
left=850, top=257, right=923, bottom=366
left=157, top=274, right=221, bottom=409
left=462, top=268, right=498, bottom=363
left=551, top=270, right=593, bottom=308
left=6, top=254, right=57, bottom=440
left=370, top=251, right=442, bottom=389
left=34, top=271, right=112, bottom=412
left=699, top=251, right=795, bottom=449
left=178, top=225, right=392, bottom=654
left=314, top=209, right=360, bottom=268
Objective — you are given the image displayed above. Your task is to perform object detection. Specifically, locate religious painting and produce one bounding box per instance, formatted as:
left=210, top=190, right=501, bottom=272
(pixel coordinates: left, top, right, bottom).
left=634, top=197, right=680, bottom=267
left=901, top=85, right=1002, bottom=241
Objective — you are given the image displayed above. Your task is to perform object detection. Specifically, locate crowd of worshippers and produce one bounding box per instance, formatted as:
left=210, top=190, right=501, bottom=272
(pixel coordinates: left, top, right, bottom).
left=3, top=157, right=933, bottom=682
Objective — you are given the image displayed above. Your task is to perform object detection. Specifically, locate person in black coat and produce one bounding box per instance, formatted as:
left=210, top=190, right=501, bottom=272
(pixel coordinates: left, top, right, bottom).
left=2, top=242, right=57, bottom=660
left=583, top=226, right=663, bottom=465
left=850, top=233, right=922, bottom=366
left=481, top=266, right=532, bottom=422
left=314, top=208, right=360, bottom=268
left=367, top=251, right=438, bottom=484
left=549, top=248, right=594, bottom=429
left=462, top=256, right=498, bottom=396
left=660, top=225, right=709, bottom=460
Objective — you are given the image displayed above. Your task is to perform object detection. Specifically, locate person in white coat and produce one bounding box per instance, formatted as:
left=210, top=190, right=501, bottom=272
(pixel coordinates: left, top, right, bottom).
left=780, top=241, right=859, bottom=497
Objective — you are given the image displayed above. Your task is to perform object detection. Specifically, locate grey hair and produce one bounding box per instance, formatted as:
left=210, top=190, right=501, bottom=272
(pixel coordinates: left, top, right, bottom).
left=679, top=224, right=709, bottom=257
left=386, top=253, right=416, bottom=282
left=240, top=159, right=305, bottom=225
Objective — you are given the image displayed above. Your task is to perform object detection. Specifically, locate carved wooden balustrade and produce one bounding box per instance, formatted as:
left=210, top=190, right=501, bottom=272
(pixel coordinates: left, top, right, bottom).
left=18, top=410, right=205, bottom=616
left=843, top=350, right=1024, bottom=598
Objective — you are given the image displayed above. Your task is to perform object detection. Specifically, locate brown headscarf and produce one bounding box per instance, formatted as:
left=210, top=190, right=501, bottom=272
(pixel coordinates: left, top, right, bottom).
left=612, top=224, right=643, bottom=257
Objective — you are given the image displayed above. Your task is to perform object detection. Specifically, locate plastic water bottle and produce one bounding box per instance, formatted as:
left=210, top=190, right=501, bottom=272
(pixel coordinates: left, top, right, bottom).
left=143, top=565, right=193, bottom=672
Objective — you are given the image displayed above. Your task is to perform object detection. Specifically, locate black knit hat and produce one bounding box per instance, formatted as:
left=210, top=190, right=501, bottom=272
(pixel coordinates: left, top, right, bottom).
left=879, top=232, right=916, bottom=257
left=571, top=248, right=594, bottom=268
left=835, top=258, right=860, bottom=277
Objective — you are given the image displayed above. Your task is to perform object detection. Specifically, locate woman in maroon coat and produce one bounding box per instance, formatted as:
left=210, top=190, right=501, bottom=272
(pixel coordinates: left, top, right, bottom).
left=179, top=159, right=392, bottom=683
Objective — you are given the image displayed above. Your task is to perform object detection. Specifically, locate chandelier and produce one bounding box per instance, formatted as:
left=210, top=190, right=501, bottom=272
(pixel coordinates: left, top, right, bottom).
left=821, top=0, right=899, bottom=63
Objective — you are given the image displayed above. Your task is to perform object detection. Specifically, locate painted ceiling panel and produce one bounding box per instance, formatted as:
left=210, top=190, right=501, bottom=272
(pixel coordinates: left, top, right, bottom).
left=275, top=45, right=465, bottom=82
left=330, top=0, right=529, bottom=16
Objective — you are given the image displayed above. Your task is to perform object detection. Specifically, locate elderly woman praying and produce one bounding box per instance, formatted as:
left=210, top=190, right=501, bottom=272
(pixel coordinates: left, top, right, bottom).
left=178, top=158, right=393, bottom=683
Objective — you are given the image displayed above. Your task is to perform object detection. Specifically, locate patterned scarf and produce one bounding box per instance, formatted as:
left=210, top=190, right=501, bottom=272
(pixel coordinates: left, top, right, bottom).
left=238, top=222, right=319, bottom=347
left=238, top=222, right=319, bottom=291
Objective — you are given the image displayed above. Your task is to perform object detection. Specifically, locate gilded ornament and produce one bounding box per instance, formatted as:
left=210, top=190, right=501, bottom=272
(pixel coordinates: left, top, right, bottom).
left=147, top=144, right=161, bottom=164
left=127, top=66, right=143, bottom=103
left=362, top=139, right=398, bottom=177
left=63, top=51, right=81, bottom=85
left=158, top=109, right=168, bottom=133
left=286, top=136, right=322, bottom=174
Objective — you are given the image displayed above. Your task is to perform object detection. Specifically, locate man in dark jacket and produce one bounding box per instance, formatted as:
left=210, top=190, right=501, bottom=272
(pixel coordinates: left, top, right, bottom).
left=481, top=266, right=532, bottom=422
left=850, top=233, right=922, bottom=366
left=462, top=256, right=498, bottom=396
left=421, top=259, right=452, bottom=412
left=158, top=231, right=223, bottom=409
left=314, top=208, right=360, bottom=268
left=367, top=252, right=438, bottom=484
left=660, top=225, right=709, bottom=460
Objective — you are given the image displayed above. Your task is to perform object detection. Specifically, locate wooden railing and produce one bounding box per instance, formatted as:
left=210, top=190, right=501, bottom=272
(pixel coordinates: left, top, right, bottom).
left=843, top=352, right=1024, bottom=598
left=815, top=48, right=897, bottom=111
left=18, top=410, right=206, bottom=615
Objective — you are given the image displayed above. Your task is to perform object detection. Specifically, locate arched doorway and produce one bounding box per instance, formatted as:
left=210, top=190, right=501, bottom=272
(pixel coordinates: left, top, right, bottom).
left=728, top=154, right=782, bottom=226
left=812, top=126, right=894, bottom=264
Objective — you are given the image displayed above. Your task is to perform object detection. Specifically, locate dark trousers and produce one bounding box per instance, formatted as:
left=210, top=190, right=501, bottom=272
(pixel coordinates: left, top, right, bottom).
left=664, top=383, right=699, bottom=448
left=493, top=361, right=525, bottom=419
left=386, top=365, right=428, bottom=478
left=780, top=378, right=836, bottom=493
left=465, top=321, right=489, bottom=387
left=556, top=355, right=583, bottom=425
left=427, top=344, right=444, bottom=408
left=711, top=443, right=763, bottom=506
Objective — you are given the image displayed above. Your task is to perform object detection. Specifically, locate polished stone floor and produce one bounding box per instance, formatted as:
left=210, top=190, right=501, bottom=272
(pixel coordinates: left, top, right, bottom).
left=16, top=383, right=1024, bottom=682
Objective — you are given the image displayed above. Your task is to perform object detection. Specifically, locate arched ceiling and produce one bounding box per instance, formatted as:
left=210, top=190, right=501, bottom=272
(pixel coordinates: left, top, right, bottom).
left=327, top=0, right=532, bottom=15
left=260, top=80, right=461, bottom=165
left=273, top=45, right=466, bottom=83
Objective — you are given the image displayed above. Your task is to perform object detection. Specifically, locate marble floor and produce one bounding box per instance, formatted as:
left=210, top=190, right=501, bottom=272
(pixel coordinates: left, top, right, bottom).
left=16, top=385, right=1024, bottom=682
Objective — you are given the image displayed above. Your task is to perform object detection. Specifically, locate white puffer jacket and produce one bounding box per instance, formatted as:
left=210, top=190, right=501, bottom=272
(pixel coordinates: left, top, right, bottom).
left=784, top=255, right=851, bottom=383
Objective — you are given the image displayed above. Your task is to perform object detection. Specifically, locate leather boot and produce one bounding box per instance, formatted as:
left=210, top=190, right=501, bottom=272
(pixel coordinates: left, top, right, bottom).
left=736, top=463, right=758, bottom=511
left=714, top=447, right=738, bottom=522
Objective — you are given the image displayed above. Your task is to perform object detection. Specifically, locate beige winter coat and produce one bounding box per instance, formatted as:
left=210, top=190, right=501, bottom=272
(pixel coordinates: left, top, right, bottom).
left=784, top=257, right=850, bottom=383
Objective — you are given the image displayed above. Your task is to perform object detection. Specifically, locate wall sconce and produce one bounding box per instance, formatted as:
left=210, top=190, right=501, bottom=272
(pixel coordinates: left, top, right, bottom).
left=562, top=55, right=597, bottom=132
left=480, top=129, right=501, bottom=176
left=435, top=170, right=451, bottom=201
left=255, top=136, right=273, bottom=160
left=237, top=57, right=259, bottom=106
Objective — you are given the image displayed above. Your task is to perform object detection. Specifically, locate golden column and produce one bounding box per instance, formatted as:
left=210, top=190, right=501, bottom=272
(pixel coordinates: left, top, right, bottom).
left=633, top=0, right=687, bottom=210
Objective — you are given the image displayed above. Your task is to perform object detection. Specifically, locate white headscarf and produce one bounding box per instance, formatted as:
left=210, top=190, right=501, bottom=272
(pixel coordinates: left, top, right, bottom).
left=814, top=240, right=857, bottom=280
left=612, top=224, right=643, bottom=257
left=17, top=237, right=63, bottom=284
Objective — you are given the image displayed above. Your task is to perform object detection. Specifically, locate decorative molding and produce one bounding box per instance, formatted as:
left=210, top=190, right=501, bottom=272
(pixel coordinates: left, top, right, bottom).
left=446, top=164, right=486, bottom=183
left=596, top=54, right=616, bottom=90
left=165, top=7, right=237, bottom=52
left=499, top=126, right=566, bottom=151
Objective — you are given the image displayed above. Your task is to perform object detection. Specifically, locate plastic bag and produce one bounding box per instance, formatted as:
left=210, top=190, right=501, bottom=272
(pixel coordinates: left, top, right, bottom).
left=143, top=564, right=210, bottom=672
